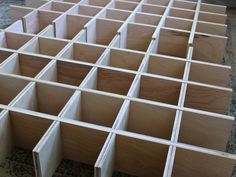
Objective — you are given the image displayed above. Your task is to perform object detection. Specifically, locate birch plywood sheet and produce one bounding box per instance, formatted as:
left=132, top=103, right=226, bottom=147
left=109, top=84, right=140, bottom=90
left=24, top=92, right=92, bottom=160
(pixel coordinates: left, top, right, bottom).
left=0, top=0, right=235, bottom=177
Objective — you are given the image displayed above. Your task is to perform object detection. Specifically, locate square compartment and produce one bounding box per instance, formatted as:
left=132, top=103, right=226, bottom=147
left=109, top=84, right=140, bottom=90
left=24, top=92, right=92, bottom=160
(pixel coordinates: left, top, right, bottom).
left=145, top=54, right=186, bottom=79
left=60, top=42, right=106, bottom=63
left=53, top=14, right=92, bottom=39
left=144, top=0, right=169, bottom=6
left=172, top=0, right=197, bottom=10
left=138, top=75, right=181, bottom=105
left=165, top=17, right=192, bottom=31
left=39, top=60, right=92, bottom=86
left=0, top=32, right=33, bottom=50
left=0, top=50, right=13, bottom=63
left=169, top=8, right=195, bottom=20
left=154, top=28, right=189, bottom=58
left=60, top=91, right=124, bottom=127
left=109, top=1, right=138, bottom=11
left=140, top=4, right=166, bottom=15
left=0, top=75, right=29, bottom=105
left=198, top=12, right=226, bottom=24
left=13, top=82, right=75, bottom=116
left=81, top=0, right=111, bottom=7
left=68, top=4, right=102, bottom=17
left=0, top=53, right=50, bottom=78
left=83, top=68, right=135, bottom=95
left=86, top=19, right=122, bottom=46
left=23, top=10, right=61, bottom=34
left=99, top=48, right=144, bottom=71
left=99, top=8, right=131, bottom=21
left=133, top=12, right=161, bottom=26
left=118, top=23, right=155, bottom=52
left=39, top=1, right=74, bottom=12
left=22, top=37, right=68, bottom=57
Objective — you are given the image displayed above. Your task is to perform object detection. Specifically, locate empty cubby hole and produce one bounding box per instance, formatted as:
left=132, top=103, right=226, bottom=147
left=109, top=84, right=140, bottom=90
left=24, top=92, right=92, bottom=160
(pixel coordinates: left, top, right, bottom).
left=169, top=8, right=195, bottom=20
left=189, top=62, right=230, bottom=87
left=144, top=54, right=186, bottom=79
left=53, top=14, right=92, bottom=39
left=200, top=3, right=226, bottom=14
left=0, top=50, right=13, bottom=64
left=0, top=53, right=50, bottom=78
left=171, top=147, right=235, bottom=177
left=133, top=12, right=161, bottom=26
left=196, top=21, right=227, bottom=36
left=95, top=134, right=170, bottom=177
left=154, top=28, right=189, bottom=58
left=39, top=1, right=74, bottom=12
left=39, top=60, right=92, bottom=86
left=81, top=0, right=111, bottom=7
left=60, top=91, right=124, bottom=127
left=99, top=8, right=131, bottom=22
left=165, top=17, right=192, bottom=31
left=137, top=75, right=182, bottom=105
left=5, top=20, right=24, bottom=33
left=33, top=121, right=109, bottom=177
left=172, top=0, right=197, bottom=10
left=23, top=10, right=62, bottom=34
left=117, top=100, right=176, bottom=140
left=0, top=110, right=53, bottom=167
left=108, top=1, right=138, bottom=11
left=22, top=37, right=68, bottom=57
left=184, top=83, right=232, bottom=114
left=67, top=4, right=102, bottom=17
left=0, top=31, right=33, bottom=50
left=83, top=67, right=135, bottom=96
left=0, top=75, right=29, bottom=105
left=86, top=19, right=123, bottom=46
left=178, top=111, right=233, bottom=151
left=118, top=23, right=155, bottom=52
left=198, top=12, right=226, bottom=24
left=60, top=42, right=106, bottom=64
left=144, top=0, right=169, bottom=6
left=99, top=48, right=144, bottom=71
left=13, top=82, right=75, bottom=116
left=140, top=4, right=166, bottom=15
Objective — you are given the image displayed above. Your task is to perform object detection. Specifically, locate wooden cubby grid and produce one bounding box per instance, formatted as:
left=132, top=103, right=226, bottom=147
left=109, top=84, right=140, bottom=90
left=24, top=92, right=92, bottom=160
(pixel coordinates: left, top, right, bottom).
left=0, top=0, right=235, bottom=177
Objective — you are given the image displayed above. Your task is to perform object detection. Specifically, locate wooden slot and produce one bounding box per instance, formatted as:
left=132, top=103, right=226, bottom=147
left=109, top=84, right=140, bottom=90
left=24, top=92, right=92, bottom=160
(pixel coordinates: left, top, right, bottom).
left=184, top=83, right=232, bottom=114
left=200, top=3, right=226, bottom=14
left=39, top=60, right=92, bottom=86
left=169, top=8, right=195, bottom=20
left=171, top=147, right=235, bottom=177
left=119, top=23, right=156, bottom=52
left=192, top=33, right=227, bottom=64
left=23, top=37, right=68, bottom=57
left=196, top=21, right=227, bottom=36
left=23, top=10, right=61, bottom=34
left=198, top=12, right=226, bottom=24
left=0, top=49, right=13, bottom=64
left=0, top=110, right=53, bottom=163
left=138, top=75, right=181, bottom=105
left=0, top=53, right=51, bottom=78
left=134, top=12, right=161, bottom=26
left=172, top=0, right=197, bottom=10
left=0, top=75, right=29, bottom=105
left=39, top=25, right=55, bottom=37
left=109, top=1, right=138, bottom=11
left=67, top=4, right=102, bottom=17
left=81, top=0, right=111, bottom=7
left=189, top=62, right=230, bottom=87
left=98, top=134, right=169, bottom=177
left=141, top=4, right=166, bottom=15
left=13, top=82, right=75, bottom=116
left=165, top=17, right=192, bottom=31
left=118, top=100, right=176, bottom=139
left=39, top=1, right=74, bottom=12
left=99, top=8, right=131, bottom=22
left=5, top=20, right=24, bottom=33
left=61, top=91, right=124, bottom=127
left=146, top=54, right=186, bottom=79
left=60, top=42, right=106, bottom=63
left=83, top=68, right=135, bottom=96
left=99, top=48, right=144, bottom=71
left=144, top=0, right=169, bottom=6
left=0, top=32, right=33, bottom=50
left=86, top=19, right=122, bottom=46
left=178, top=111, right=233, bottom=151
left=53, top=14, right=91, bottom=39
left=156, top=28, right=189, bottom=58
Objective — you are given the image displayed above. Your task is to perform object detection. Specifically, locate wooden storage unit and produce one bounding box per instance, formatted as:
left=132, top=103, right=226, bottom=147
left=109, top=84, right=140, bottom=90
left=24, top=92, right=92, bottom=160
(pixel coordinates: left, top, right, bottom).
left=0, top=0, right=235, bottom=177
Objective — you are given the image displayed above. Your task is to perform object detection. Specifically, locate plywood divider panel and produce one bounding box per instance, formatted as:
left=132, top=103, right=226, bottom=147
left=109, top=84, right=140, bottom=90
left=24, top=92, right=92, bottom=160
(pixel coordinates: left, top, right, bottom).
left=10, top=5, right=34, bottom=22
left=5, top=20, right=24, bottom=33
